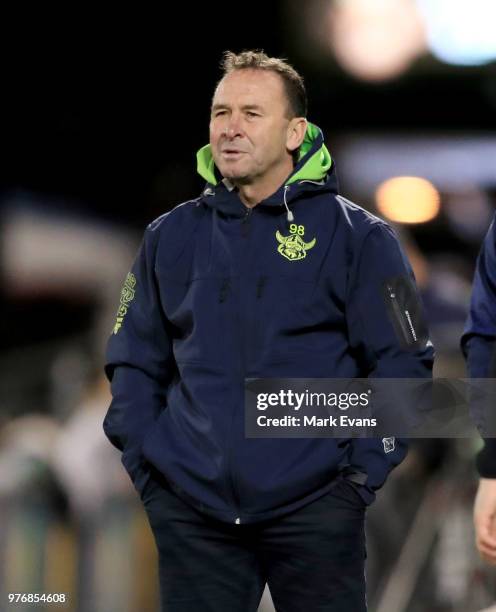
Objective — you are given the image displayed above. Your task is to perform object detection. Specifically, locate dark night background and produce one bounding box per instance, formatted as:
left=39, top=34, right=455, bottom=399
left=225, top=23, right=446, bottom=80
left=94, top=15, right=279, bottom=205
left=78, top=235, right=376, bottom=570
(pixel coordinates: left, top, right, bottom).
left=3, top=3, right=495, bottom=228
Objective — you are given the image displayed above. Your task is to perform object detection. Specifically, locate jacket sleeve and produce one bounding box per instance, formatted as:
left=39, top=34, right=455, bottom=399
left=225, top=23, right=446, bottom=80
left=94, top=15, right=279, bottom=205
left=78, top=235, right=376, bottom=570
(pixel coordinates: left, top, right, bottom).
left=103, top=222, right=176, bottom=494
left=461, top=215, right=496, bottom=477
left=345, top=223, right=434, bottom=503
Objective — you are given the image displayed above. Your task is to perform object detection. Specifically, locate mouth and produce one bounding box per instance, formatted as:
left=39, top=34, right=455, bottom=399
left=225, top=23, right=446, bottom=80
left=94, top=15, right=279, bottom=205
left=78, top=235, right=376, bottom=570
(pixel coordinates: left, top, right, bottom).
left=222, top=150, right=245, bottom=155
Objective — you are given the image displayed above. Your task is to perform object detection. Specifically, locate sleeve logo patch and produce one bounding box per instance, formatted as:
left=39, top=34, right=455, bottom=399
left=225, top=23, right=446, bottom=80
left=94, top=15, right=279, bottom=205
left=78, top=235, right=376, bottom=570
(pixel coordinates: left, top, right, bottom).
left=275, top=223, right=316, bottom=261
left=112, top=272, right=137, bottom=334
left=382, top=437, right=395, bottom=453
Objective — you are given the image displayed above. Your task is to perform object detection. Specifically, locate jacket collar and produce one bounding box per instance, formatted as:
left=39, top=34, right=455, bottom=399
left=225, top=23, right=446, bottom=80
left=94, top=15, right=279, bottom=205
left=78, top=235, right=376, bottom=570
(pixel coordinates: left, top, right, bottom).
left=196, top=122, right=338, bottom=218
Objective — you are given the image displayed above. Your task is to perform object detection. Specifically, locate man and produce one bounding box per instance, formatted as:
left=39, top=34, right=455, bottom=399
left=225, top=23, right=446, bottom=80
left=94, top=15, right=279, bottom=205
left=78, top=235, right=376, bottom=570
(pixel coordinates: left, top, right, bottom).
left=462, top=214, right=496, bottom=565
left=103, top=50, right=434, bottom=611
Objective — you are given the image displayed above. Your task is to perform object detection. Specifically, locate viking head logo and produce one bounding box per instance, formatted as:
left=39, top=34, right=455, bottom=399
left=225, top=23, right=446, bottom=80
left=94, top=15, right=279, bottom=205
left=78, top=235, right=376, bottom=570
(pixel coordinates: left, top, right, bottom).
left=275, top=224, right=316, bottom=261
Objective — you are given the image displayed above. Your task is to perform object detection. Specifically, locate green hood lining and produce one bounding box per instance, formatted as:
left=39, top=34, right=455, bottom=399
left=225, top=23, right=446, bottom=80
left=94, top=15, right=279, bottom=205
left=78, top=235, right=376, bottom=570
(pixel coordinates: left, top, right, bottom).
left=196, top=121, right=332, bottom=187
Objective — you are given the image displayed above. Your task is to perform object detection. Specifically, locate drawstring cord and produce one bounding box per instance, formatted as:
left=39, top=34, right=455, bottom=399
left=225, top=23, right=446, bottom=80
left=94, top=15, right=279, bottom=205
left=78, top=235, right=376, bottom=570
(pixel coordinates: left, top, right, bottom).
left=283, top=185, right=294, bottom=223
left=206, top=183, right=294, bottom=223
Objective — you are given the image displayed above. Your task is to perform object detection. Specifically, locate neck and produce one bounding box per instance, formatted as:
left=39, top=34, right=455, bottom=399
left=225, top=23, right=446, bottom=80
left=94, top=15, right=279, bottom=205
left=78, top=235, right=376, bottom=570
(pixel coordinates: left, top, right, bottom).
left=235, top=159, right=294, bottom=208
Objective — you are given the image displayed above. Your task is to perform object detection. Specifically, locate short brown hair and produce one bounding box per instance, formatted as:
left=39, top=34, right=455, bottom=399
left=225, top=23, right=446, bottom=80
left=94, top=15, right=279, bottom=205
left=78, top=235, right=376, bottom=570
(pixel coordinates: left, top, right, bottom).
left=219, top=50, right=307, bottom=118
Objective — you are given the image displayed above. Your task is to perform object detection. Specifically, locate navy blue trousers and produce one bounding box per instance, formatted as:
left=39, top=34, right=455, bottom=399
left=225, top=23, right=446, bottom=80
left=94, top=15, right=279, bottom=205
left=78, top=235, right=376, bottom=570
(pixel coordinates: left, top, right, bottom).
left=141, top=469, right=367, bottom=612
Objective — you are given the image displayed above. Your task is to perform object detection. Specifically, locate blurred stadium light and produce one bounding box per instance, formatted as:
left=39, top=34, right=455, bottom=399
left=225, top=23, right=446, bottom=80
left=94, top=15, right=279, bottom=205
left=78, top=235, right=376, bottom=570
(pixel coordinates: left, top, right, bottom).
left=295, top=0, right=496, bottom=81
left=327, top=0, right=425, bottom=81
left=376, top=176, right=440, bottom=224
left=417, top=0, right=496, bottom=66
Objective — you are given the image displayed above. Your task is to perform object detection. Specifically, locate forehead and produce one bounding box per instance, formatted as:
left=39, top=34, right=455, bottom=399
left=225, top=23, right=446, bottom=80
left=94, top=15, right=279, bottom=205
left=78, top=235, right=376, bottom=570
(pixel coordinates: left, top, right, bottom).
left=213, top=69, right=287, bottom=109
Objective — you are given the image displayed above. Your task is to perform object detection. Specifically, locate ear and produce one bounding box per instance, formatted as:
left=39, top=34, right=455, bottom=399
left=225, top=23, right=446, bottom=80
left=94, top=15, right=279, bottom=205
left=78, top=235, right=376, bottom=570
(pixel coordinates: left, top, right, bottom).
left=286, top=118, right=307, bottom=153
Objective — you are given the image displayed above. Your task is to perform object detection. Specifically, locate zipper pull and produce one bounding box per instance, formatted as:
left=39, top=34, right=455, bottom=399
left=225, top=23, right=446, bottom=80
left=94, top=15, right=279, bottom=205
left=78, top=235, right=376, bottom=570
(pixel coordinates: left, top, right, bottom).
left=241, top=207, right=252, bottom=236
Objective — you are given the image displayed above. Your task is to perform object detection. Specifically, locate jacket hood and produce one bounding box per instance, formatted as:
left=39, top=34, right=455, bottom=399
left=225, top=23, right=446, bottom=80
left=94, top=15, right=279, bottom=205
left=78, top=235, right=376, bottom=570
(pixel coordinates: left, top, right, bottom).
left=196, top=122, right=338, bottom=216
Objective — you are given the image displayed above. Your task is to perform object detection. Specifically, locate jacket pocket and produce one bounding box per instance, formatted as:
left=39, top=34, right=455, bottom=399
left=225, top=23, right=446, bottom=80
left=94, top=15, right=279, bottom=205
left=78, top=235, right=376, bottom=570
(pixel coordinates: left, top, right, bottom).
left=330, top=478, right=367, bottom=509
left=121, top=452, right=151, bottom=497
left=383, top=275, right=429, bottom=350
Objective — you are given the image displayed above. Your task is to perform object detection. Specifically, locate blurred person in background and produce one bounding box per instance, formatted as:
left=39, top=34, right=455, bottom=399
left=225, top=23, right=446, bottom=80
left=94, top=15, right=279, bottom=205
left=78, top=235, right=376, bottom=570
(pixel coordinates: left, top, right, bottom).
left=53, top=367, right=156, bottom=612
left=102, top=50, right=434, bottom=612
left=462, top=213, right=496, bottom=566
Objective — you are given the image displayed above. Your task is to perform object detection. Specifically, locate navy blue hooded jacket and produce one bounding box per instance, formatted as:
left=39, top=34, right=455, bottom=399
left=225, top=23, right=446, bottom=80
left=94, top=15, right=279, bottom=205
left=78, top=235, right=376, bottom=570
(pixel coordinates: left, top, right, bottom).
left=103, top=123, right=434, bottom=524
left=462, top=213, right=496, bottom=476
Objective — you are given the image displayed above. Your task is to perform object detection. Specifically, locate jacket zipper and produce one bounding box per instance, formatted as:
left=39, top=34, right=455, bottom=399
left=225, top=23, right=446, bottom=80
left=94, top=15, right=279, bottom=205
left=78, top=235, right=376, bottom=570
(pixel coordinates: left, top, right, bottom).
left=226, top=423, right=242, bottom=524
left=226, top=215, right=255, bottom=524
left=387, top=284, right=415, bottom=344
left=241, top=206, right=252, bottom=236
left=218, top=280, right=243, bottom=525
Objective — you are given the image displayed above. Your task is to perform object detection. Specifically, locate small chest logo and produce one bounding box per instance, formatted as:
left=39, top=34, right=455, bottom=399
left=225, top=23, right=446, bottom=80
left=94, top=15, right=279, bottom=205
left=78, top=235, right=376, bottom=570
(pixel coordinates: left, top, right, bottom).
left=113, top=272, right=137, bottom=334
left=275, top=223, right=316, bottom=262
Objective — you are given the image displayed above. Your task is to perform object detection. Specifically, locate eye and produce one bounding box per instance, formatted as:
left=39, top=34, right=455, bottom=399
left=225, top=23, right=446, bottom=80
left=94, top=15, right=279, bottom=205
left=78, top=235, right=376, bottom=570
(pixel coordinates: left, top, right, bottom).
left=213, top=110, right=227, bottom=118
left=246, top=111, right=260, bottom=117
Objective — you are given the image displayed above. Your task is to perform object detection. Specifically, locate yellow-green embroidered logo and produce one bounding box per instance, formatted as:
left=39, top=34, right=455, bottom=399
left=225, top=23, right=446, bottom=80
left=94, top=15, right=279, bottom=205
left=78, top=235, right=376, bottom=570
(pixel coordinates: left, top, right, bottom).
left=113, top=272, right=137, bottom=334
left=275, top=223, right=316, bottom=261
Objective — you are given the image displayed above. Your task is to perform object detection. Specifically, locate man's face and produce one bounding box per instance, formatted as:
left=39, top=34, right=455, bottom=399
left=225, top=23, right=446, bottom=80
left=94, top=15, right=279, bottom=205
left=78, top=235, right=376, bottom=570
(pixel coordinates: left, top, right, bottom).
left=209, top=69, right=296, bottom=185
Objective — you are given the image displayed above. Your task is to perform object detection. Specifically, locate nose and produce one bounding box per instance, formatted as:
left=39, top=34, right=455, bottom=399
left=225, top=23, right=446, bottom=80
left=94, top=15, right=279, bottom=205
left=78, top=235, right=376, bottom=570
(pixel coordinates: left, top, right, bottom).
left=224, top=114, right=243, bottom=139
